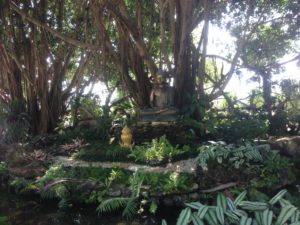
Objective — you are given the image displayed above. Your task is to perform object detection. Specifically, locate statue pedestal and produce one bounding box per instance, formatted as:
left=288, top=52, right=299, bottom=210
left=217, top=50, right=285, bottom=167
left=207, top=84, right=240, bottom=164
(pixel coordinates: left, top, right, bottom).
left=139, top=107, right=179, bottom=122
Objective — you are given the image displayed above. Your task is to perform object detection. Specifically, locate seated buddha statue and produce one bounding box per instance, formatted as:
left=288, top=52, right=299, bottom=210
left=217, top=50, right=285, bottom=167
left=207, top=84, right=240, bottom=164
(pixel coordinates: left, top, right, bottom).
left=139, top=69, right=178, bottom=122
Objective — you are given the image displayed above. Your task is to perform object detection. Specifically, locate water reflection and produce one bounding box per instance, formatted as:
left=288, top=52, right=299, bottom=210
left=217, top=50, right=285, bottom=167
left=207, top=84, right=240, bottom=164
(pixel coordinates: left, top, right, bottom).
left=0, top=187, right=143, bottom=225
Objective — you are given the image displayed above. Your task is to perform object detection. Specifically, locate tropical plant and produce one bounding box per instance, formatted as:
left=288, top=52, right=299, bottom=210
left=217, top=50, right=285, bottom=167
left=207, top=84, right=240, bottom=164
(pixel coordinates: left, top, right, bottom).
left=97, top=170, right=145, bottom=219
left=163, top=189, right=300, bottom=225
left=129, top=135, right=186, bottom=165
left=255, top=150, right=295, bottom=188
left=162, top=172, right=192, bottom=194
left=72, top=144, right=129, bottom=162
left=0, top=162, right=7, bottom=176
left=0, top=100, right=30, bottom=144
left=209, top=108, right=268, bottom=142
left=0, top=216, right=11, bottom=225
left=197, top=142, right=263, bottom=171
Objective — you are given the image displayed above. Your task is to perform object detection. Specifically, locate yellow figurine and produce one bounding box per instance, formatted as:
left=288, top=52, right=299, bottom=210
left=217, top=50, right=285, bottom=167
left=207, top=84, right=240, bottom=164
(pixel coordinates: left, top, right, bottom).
left=120, top=126, right=133, bottom=148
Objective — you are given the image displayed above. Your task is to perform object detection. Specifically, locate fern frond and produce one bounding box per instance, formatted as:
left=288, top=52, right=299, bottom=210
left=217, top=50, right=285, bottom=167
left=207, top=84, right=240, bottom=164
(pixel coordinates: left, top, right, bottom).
left=122, top=198, right=139, bottom=219
left=97, top=197, right=130, bottom=213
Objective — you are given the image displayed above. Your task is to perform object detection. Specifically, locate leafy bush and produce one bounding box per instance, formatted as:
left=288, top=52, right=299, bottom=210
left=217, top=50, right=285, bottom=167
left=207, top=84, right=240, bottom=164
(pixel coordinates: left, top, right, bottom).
left=216, top=116, right=268, bottom=142
left=97, top=171, right=144, bottom=219
left=129, top=135, right=190, bottom=165
left=72, top=143, right=129, bottom=162
left=142, top=172, right=193, bottom=194
left=255, top=151, right=295, bottom=188
left=58, top=94, right=112, bottom=144
left=164, top=189, right=300, bottom=225
left=56, top=126, right=109, bottom=144
left=197, top=142, right=296, bottom=189
left=0, top=99, right=30, bottom=144
left=162, top=172, right=192, bottom=193
left=0, top=162, right=8, bottom=176
left=0, top=216, right=11, bottom=225
left=204, top=106, right=268, bottom=142
left=197, top=142, right=263, bottom=171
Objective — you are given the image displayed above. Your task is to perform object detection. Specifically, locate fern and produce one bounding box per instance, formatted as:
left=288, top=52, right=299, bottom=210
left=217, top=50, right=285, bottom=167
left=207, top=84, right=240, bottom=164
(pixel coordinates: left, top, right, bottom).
left=97, top=197, right=130, bottom=213
left=97, top=170, right=144, bottom=218
left=130, top=171, right=144, bottom=197
left=122, top=198, right=139, bottom=219
left=197, top=142, right=264, bottom=170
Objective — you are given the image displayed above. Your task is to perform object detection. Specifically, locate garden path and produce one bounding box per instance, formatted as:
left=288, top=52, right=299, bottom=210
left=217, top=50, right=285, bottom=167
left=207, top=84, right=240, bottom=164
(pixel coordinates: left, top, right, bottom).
left=53, top=156, right=198, bottom=175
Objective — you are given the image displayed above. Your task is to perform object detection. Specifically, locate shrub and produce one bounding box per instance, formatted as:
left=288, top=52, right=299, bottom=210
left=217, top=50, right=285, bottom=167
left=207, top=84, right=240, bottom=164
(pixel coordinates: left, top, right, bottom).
left=197, top=142, right=296, bottom=189
left=129, top=135, right=189, bottom=165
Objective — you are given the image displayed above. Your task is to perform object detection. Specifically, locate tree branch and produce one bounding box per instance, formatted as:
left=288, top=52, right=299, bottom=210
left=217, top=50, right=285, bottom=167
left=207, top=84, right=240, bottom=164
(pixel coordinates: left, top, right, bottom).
left=9, top=1, right=101, bottom=51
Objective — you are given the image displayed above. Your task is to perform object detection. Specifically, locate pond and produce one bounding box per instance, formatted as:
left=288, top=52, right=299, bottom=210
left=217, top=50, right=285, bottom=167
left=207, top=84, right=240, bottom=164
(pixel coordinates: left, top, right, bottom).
left=0, top=186, right=178, bottom=225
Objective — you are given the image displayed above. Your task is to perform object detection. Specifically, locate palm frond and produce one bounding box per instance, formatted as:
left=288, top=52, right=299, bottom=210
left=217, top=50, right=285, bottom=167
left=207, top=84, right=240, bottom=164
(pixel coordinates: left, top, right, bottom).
left=97, top=197, right=130, bottom=213
left=122, top=198, right=139, bottom=219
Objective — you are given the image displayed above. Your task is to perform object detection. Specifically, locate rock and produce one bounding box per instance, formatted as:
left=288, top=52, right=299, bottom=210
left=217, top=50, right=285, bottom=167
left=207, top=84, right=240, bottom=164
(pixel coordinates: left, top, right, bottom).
left=110, top=122, right=200, bottom=145
left=269, top=136, right=300, bottom=156
left=191, top=183, right=199, bottom=191
left=107, top=188, right=122, bottom=197
left=189, top=193, right=200, bottom=200
left=162, top=197, right=173, bottom=207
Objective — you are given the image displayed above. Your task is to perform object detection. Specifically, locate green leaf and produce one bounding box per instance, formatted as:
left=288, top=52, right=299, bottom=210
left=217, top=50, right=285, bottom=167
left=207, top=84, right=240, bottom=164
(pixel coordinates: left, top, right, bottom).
left=291, top=210, right=300, bottom=223
left=204, top=209, right=219, bottom=225
left=279, top=198, right=291, bottom=207
left=227, top=197, right=236, bottom=211
left=290, top=222, right=300, bottom=225
left=191, top=213, right=204, bottom=225
left=269, top=189, right=287, bottom=205
left=197, top=206, right=209, bottom=219
left=217, top=193, right=227, bottom=211
left=239, top=201, right=268, bottom=211
left=245, top=217, right=252, bottom=225
left=186, top=202, right=204, bottom=210
left=225, top=211, right=239, bottom=222
left=149, top=201, right=158, bottom=214
left=122, top=198, right=138, bottom=219
left=216, top=206, right=225, bottom=225
left=262, top=209, right=273, bottom=225
left=240, top=216, right=251, bottom=225
left=97, top=197, right=129, bottom=213
left=234, top=209, right=248, bottom=217
left=255, top=211, right=264, bottom=225
left=234, top=191, right=247, bottom=206
left=162, top=219, right=168, bottom=225
left=276, top=205, right=297, bottom=225
left=176, top=208, right=191, bottom=225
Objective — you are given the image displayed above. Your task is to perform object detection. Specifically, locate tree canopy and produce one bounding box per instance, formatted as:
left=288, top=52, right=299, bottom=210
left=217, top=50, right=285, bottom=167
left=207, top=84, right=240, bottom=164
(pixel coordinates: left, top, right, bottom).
left=0, top=0, right=299, bottom=135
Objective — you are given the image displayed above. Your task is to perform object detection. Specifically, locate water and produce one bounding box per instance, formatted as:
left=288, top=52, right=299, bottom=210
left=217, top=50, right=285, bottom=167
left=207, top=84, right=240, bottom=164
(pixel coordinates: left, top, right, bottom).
left=0, top=186, right=146, bottom=225
left=0, top=186, right=178, bottom=225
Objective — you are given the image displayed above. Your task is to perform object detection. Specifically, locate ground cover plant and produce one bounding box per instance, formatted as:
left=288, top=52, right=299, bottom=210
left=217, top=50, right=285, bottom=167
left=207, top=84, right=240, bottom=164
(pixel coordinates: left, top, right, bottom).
left=73, top=135, right=194, bottom=166
left=196, top=142, right=297, bottom=190
left=0, top=216, right=11, bottom=225
left=72, top=143, right=130, bottom=162
left=163, top=190, right=300, bottom=225
left=24, top=165, right=195, bottom=213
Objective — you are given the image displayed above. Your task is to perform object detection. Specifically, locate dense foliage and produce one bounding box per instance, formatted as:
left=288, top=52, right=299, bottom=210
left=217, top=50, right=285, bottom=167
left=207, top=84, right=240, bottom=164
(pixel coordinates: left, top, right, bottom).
left=0, top=0, right=299, bottom=137
left=164, top=190, right=300, bottom=225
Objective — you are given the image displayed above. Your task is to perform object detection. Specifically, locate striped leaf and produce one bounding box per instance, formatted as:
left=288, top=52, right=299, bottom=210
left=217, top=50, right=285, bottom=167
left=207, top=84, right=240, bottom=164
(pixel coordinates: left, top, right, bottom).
left=176, top=208, right=191, bottom=225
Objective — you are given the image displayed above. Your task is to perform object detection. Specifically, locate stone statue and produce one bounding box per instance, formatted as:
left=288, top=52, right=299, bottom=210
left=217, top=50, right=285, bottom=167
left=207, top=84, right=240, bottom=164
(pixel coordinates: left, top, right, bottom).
left=139, top=69, right=178, bottom=122
left=150, top=69, right=175, bottom=109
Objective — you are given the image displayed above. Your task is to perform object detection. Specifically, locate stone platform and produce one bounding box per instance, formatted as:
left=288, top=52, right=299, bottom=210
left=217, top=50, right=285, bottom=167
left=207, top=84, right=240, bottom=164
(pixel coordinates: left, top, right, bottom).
left=111, top=121, right=199, bottom=145
left=139, top=108, right=179, bottom=122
